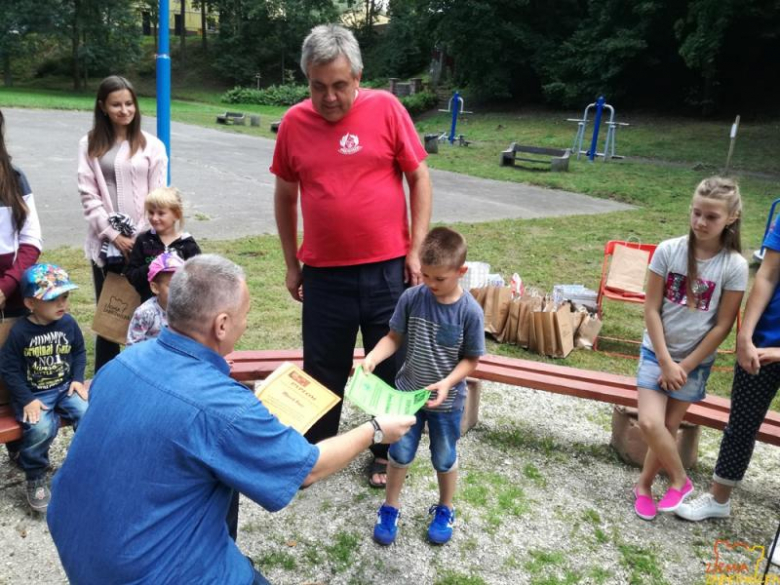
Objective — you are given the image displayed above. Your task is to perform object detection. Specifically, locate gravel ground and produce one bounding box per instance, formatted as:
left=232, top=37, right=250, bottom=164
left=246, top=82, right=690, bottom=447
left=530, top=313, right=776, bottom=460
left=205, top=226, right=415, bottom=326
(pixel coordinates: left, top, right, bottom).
left=1, top=381, right=779, bottom=585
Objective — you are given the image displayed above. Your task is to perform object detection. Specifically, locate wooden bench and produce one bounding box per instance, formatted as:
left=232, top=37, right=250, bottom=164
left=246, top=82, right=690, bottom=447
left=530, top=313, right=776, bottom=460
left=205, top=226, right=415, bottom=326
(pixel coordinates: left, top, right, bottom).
left=5, top=350, right=778, bottom=447
left=216, top=112, right=246, bottom=126
left=500, top=143, right=571, bottom=172
left=227, top=349, right=780, bottom=447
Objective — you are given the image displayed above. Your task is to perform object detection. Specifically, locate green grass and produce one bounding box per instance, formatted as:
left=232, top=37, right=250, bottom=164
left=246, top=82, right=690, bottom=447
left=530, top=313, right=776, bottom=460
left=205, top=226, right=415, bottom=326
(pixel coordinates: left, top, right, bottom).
left=459, top=470, right=530, bottom=533
left=323, top=531, right=361, bottom=572
left=617, top=543, right=668, bottom=585
left=434, top=570, right=488, bottom=585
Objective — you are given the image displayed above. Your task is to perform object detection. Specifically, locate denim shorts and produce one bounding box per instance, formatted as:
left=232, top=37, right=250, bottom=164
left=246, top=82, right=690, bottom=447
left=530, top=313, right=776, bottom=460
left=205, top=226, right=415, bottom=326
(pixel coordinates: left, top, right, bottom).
left=388, top=408, right=462, bottom=473
left=637, top=346, right=713, bottom=402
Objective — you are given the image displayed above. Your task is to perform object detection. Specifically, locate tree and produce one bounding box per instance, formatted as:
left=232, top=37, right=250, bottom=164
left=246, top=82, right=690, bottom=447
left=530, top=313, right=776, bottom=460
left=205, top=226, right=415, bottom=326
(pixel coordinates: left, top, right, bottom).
left=0, top=0, right=58, bottom=86
left=367, top=0, right=433, bottom=79
left=57, top=0, right=142, bottom=90
left=212, top=0, right=338, bottom=85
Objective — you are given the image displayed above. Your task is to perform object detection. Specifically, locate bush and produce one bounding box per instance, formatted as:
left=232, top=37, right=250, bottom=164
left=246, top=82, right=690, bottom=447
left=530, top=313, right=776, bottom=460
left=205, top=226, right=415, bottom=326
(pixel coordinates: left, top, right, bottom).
left=220, top=84, right=309, bottom=107
left=398, top=91, right=438, bottom=116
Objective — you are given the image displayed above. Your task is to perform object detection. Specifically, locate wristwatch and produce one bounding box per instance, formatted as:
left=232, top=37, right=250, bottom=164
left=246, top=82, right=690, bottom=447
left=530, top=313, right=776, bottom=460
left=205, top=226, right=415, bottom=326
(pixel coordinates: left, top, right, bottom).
left=370, top=418, right=384, bottom=445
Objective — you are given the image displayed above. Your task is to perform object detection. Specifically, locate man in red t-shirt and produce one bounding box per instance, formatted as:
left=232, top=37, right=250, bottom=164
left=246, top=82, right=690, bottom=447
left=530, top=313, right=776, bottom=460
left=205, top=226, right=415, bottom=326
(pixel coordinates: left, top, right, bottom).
left=271, top=24, right=431, bottom=488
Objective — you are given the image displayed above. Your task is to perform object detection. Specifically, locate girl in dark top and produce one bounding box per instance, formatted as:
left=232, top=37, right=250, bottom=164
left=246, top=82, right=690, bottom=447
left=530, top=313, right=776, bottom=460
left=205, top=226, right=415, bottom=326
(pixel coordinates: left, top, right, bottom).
left=126, top=186, right=201, bottom=301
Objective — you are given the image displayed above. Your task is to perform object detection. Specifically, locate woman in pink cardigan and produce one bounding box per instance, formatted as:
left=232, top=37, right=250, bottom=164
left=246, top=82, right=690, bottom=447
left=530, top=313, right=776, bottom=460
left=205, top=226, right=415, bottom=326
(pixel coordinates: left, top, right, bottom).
left=78, top=75, right=167, bottom=372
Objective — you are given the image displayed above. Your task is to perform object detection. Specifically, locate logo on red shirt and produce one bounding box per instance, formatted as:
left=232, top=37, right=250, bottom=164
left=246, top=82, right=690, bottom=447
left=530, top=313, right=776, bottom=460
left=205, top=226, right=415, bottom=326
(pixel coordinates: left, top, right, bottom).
left=338, top=133, right=363, bottom=155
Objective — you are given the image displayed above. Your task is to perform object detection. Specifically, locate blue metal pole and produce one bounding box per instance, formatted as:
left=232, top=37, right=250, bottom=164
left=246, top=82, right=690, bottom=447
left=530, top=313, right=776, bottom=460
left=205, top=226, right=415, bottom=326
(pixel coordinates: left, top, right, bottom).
left=587, top=95, right=605, bottom=163
left=448, top=91, right=460, bottom=144
left=156, top=0, right=171, bottom=184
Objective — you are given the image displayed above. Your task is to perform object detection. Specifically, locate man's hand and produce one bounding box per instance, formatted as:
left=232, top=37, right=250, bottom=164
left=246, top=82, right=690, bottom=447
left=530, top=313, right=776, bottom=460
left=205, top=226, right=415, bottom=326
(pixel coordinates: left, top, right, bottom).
left=425, top=380, right=450, bottom=408
left=68, top=381, right=89, bottom=401
left=23, top=399, right=48, bottom=424
left=0, top=288, right=6, bottom=309
left=405, top=250, right=422, bottom=286
left=373, top=415, right=416, bottom=443
left=285, top=265, right=303, bottom=302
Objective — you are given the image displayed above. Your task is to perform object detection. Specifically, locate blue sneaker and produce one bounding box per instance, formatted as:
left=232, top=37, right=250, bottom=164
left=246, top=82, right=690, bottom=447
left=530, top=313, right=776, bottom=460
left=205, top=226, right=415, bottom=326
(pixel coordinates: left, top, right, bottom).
left=373, top=504, right=400, bottom=545
left=427, top=504, right=455, bottom=544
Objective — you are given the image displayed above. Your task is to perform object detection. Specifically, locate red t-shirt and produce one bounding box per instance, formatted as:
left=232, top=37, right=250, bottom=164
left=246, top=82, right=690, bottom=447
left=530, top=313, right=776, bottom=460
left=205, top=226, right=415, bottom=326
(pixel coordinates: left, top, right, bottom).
left=270, top=89, right=427, bottom=267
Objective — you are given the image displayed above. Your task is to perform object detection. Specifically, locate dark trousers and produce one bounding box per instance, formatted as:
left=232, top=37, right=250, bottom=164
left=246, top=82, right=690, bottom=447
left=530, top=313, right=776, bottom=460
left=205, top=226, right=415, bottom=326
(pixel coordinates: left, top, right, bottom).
left=302, top=257, right=406, bottom=461
left=91, top=262, right=123, bottom=373
left=714, top=361, right=780, bottom=485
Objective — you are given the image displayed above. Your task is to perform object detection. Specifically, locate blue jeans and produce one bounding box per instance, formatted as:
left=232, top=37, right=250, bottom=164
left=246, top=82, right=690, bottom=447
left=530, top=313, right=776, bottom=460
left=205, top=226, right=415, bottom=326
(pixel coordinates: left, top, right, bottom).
left=301, top=257, right=406, bottom=461
left=389, top=408, right=463, bottom=473
left=18, top=383, right=88, bottom=480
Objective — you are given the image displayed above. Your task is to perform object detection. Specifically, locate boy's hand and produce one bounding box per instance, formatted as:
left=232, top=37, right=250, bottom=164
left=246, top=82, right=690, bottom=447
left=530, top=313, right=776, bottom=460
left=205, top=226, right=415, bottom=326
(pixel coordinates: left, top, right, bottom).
left=361, top=355, right=377, bottom=374
left=23, top=399, right=48, bottom=424
left=425, top=380, right=451, bottom=408
left=69, top=381, right=89, bottom=401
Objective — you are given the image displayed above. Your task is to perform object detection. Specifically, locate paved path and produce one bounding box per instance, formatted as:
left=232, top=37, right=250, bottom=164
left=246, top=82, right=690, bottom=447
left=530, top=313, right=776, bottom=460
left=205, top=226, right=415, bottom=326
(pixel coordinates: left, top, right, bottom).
left=2, top=108, right=633, bottom=249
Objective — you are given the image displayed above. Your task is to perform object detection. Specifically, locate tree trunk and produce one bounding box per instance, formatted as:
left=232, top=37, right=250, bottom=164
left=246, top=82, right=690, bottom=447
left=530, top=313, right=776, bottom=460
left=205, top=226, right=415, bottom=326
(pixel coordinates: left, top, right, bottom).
left=71, top=0, right=81, bottom=91
left=3, top=52, right=12, bottom=87
left=180, top=0, right=186, bottom=62
left=201, top=1, right=207, bottom=53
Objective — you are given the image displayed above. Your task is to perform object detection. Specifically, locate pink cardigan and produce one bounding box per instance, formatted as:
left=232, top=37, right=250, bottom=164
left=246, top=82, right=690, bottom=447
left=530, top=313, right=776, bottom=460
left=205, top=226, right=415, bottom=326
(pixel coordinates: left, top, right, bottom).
left=78, top=130, right=168, bottom=265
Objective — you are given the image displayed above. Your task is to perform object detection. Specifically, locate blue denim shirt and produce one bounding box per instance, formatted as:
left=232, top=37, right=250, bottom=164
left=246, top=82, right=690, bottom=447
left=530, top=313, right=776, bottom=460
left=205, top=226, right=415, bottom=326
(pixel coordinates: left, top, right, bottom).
left=48, top=328, right=319, bottom=585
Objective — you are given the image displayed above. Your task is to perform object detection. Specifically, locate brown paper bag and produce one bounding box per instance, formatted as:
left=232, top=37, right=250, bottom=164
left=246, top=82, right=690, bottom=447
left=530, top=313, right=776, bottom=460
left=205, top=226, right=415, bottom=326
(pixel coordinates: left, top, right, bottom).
left=554, top=304, right=575, bottom=358
left=605, top=244, right=650, bottom=295
left=516, top=295, right=542, bottom=348
left=575, top=314, right=603, bottom=349
left=0, top=317, right=19, bottom=405
left=470, top=286, right=488, bottom=308
left=92, top=272, right=141, bottom=345
left=497, top=299, right=516, bottom=343
left=530, top=302, right=574, bottom=358
left=484, top=286, right=512, bottom=338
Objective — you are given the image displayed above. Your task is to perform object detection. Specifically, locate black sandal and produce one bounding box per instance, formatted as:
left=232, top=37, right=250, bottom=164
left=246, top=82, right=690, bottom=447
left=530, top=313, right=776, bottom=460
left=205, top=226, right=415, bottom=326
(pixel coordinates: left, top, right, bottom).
left=368, top=459, right=387, bottom=488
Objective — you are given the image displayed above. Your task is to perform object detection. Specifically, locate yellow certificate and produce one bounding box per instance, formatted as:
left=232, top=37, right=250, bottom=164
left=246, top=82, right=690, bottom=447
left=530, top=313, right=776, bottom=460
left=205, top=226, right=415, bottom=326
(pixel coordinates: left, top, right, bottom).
left=254, top=362, right=341, bottom=434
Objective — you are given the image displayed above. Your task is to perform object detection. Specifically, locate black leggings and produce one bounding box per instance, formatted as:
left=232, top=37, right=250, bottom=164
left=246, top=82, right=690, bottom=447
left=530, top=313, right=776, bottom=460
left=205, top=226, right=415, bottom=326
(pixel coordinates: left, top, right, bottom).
left=713, top=362, right=780, bottom=486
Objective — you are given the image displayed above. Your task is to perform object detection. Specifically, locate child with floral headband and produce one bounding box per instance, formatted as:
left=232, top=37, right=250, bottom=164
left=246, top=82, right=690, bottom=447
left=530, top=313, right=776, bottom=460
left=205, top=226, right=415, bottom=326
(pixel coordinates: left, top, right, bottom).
left=126, top=252, right=185, bottom=346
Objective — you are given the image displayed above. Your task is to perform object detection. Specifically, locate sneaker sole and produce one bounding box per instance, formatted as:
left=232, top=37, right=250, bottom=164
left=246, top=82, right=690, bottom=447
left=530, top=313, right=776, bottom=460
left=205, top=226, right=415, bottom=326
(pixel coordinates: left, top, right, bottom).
left=635, top=510, right=656, bottom=521
left=373, top=533, right=396, bottom=546
left=428, top=533, right=452, bottom=545
left=675, top=508, right=730, bottom=521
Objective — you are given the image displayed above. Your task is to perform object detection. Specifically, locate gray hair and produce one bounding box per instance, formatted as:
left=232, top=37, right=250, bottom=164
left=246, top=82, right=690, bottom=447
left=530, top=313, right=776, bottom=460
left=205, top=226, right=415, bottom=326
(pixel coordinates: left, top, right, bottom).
left=167, top=255, right=245, bottom=336
left=300, top=24, right=363, bottom=78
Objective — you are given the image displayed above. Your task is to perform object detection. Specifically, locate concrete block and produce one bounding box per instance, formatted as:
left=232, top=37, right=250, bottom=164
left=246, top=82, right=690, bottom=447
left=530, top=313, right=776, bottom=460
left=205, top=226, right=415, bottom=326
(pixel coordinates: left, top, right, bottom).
left=249, top=115, right=260, bottom=127
left=610, top=405, right=700, bottom=469
left=461, top=378, right=481, bottom=435
left=424, top=133, right=439, bottom=154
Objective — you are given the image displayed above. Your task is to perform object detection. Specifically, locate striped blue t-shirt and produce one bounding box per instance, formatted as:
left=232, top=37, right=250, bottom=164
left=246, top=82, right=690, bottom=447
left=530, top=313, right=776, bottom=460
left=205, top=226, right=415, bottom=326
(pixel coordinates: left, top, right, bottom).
left=390, top=285, right=485, bottom=411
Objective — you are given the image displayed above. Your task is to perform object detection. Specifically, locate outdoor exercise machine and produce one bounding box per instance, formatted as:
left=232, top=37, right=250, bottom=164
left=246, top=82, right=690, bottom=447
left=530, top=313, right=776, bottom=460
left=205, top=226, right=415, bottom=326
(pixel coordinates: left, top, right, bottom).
left=753, top=197, right=780, bottom=263
left=567, top=96, right=629, bottom=162
left=437, top=91, right=473, bottom=145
